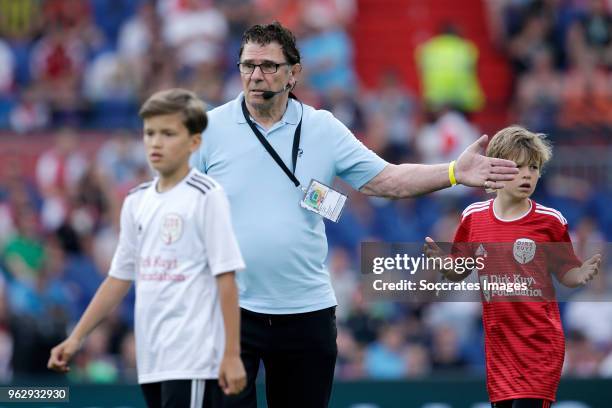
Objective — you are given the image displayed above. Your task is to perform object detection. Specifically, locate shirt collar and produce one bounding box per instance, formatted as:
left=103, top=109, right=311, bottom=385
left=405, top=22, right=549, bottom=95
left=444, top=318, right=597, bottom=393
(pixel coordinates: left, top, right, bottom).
left=232, top=92, right=300, bottom=126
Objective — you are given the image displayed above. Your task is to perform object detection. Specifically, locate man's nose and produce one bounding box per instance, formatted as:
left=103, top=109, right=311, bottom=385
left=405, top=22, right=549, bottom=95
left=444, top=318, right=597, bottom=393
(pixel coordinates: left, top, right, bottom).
left=250, top=66, right=265, bottom=81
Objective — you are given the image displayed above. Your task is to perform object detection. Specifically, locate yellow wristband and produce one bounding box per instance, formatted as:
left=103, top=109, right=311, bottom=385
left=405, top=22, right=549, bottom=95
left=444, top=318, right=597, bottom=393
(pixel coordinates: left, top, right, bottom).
left=448, top=161, right=457, bottom=186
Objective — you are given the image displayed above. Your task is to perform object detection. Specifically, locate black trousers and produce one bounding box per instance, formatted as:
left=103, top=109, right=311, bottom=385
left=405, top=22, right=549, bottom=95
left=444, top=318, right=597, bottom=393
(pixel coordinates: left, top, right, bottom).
left=223, top=306, right=338, bottom=408
left=493, top=399, right=553, bottom=408
left=141, top=379, right=224, bottom=408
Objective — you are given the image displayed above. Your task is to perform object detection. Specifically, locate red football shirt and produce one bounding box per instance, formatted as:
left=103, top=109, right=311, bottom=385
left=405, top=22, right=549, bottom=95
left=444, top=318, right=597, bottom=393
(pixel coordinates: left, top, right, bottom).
left=453, top=198, right=581, bottom=402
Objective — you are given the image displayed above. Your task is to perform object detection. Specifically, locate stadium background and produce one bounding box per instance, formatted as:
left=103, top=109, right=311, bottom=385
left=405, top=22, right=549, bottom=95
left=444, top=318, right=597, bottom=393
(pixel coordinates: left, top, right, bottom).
left=0, top=0, right=611, bottom=406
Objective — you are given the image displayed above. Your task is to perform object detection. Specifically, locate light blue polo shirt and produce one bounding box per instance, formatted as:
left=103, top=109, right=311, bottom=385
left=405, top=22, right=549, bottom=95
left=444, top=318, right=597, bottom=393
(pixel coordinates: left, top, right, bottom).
left=194, top=93, right=387, bottom=314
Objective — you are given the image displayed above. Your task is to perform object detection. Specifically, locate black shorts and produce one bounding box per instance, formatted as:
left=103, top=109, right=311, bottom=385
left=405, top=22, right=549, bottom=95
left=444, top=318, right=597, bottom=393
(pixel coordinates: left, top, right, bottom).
left=492, top=399, right=554, bottom=408
left=141, top=379, right=224, bottom=408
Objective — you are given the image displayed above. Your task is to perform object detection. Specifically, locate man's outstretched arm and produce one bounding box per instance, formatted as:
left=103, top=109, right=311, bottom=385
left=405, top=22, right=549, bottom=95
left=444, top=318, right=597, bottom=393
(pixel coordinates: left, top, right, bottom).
left=361, top=135, right=518, bottom=199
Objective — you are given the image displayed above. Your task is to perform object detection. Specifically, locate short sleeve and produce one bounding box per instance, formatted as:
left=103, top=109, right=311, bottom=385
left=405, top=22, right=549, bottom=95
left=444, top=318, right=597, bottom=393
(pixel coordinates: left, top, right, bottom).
left=551, top=224, right=581, bottom=280
left=453, top=217, right=470, bottom=243
left=330, top=114, right=387, bottom=189
left=451, top=216, right=474, bottom=258
left=203, top=188, right=245, bottom=276
left=108, top=197, right=138, bottom=281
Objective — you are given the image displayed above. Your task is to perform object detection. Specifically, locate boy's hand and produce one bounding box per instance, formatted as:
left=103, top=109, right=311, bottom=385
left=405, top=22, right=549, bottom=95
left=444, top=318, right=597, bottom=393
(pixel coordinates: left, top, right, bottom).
left=219, top=354, right=247, bottom=395
left=577, top=254, right=601, bottom=285
left=424, top=236, right=443, bottom=260
left=48, top=337, right=81, bottom=373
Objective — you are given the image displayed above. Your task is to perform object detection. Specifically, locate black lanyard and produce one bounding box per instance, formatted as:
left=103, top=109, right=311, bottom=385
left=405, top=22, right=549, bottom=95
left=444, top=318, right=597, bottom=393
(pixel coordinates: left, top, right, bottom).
left=241, top=97, right=303, bottom=188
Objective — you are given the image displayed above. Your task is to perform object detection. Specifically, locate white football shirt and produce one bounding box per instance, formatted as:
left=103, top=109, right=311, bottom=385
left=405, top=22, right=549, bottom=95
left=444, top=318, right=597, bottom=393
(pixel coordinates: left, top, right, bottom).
left=108, top=168, right=245, bottom=384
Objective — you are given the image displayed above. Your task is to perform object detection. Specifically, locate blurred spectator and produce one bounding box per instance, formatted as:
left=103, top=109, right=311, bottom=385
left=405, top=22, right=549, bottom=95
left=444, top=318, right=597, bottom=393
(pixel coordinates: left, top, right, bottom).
left=83, top=52, right=139, bottom=103
left=416, top=109, right=478, bottom=165
left=363, top=70, right=418, bottom=153
left=7, top=238, right=73, bottom=323
left=600, top=348, right=612, bottom=377
left=323, top=87, right=365, bottom=135
left=0, top=280, right=13, bottom=381
left=370, top=199, right=424, bottom=243
left=216, top=0, right=256, bottom=68
left=565, top=273, right=612, bottom=348
left=57, top=222, right=104, bottom=317
left=0, top=202, right=14, bottom=247
left=8, top=246, right=68, bottom=376
left=0, top=39, right=15, bottom=94
left=96, top=132, right=147, bottom=187
left=43, top=0, right=106, bottom=53
left=329, top=247, right=358, bottom=321
left=515, top=47, right=562, bottom=132
left=92, top=218, right=119, bottom=276
left=0, top=39, right=16, bottom=128
left=0, top=162, right=29, bottom=246
left=405, top=342, right=431, bottom=377
left=429, top=210, right=462, bottom=242
left=507, top=10, right=553, bottom=73
left=160, top=0, right=228, bottom=68
left=416, top=25, right=485, bottom=113
left=415, top=109, right=478, bottom=197
left=35, top=129, right=87, bottom=230
left=9, top=87, right=50, bottom=133
left=0, top=0, right=42, bottom=40
left=423, top=302, right=481, bottom=352
left=29, top=26, right=87, bottom=125
left=345, top=290, right=384, bottom=345
left=575, top=0, right=612, bottom=68
left=483, top=0, right=514, bottom=48
left=2, top=206, right=44, bottom=285
left=43, top=0, right=92, bottom=30
left=429, top=325, right=468, bottom=373
left=118, top=331, right=137, bottom=381
left=69, top=324, right=119, bottom=383
left=90, top=0, right=137, bottom=45
left=558, top=49, right=611, bottom=130
left=336, top=326, right=365, bottom=379
left=255, top=0, right=304, bottom=32
left=139, top=36, right=179, bottom=98
left=364, top=324, right=408, bottom=379
left=180, top=62, right=226, bottom=107
left=563, top=329, right=605, bottom=376
left=570, top=216, right=605, bottom=261
left=298, top=5, right=356, bottom=94
left=326, top=190, right=377, bottom=254
left=117, top=1, right=159, bottom=91
left=70, top=164, right=114, bottom=236
left=84, top=50, right=140, bottom=129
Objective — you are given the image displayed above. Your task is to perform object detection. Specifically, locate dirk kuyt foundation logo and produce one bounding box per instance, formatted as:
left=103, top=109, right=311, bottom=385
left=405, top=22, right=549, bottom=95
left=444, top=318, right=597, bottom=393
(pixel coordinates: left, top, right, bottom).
left=160, top=213, right=184, bottom=245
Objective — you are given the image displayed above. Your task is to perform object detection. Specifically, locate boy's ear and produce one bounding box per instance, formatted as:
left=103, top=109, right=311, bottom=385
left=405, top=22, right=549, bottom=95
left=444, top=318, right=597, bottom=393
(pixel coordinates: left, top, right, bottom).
left=190, top=133, right=202, bottom=152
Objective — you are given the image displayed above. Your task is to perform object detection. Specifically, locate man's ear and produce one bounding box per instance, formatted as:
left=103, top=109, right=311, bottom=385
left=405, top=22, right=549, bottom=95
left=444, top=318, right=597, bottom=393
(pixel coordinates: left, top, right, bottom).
left=291, top=63, right=302, bottom=76
left=289, top=63, right=302, bottom=88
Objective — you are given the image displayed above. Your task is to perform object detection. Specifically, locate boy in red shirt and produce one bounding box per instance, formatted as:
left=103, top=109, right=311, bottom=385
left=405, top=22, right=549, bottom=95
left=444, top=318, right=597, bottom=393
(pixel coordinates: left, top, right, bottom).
left=426, top=126, right=601, bottom=408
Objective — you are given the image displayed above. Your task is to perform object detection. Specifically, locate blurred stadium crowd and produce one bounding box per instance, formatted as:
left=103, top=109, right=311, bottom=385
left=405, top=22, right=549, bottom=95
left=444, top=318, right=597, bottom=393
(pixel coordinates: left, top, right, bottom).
left=0, top=0, right=611, bottom=384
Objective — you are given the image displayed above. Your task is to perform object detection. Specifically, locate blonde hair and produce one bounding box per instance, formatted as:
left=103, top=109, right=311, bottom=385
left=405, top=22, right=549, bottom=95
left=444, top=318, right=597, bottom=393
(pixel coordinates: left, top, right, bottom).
left=486, top=125, right=552, bottom=167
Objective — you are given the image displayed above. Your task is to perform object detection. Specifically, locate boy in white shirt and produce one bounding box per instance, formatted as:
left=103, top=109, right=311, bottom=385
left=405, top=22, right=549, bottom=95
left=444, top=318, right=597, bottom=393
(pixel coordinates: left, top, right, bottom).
left=48, top=89, right=246, bottom=408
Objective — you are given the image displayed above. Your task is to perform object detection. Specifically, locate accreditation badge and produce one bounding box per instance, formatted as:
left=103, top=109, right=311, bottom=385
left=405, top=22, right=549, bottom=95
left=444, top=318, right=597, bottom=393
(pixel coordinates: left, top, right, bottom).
left=299, top=179, right=347, bottom=222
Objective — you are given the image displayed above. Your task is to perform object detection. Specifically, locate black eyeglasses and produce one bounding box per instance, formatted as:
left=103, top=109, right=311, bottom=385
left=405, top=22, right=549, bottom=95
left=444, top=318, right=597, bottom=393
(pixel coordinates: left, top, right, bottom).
left=237, top=61, right=291, bottom=74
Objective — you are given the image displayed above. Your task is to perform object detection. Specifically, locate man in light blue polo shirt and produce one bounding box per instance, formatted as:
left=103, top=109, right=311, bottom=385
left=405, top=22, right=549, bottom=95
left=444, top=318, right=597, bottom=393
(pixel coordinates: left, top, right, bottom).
left=194, top=22, right=518, bottom=408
